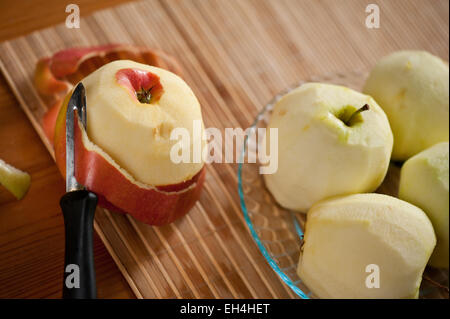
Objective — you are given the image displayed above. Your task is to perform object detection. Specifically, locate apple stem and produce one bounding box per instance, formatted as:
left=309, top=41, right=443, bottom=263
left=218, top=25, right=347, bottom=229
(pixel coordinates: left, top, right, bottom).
left=136, top=88, right=152, bottom=104
left=345, top=104, right=369, bottom=126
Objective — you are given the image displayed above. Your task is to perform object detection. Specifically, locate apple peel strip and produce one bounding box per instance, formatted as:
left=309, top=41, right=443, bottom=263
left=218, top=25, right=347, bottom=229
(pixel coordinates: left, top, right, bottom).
left=73, top=117, right=205, bottom=225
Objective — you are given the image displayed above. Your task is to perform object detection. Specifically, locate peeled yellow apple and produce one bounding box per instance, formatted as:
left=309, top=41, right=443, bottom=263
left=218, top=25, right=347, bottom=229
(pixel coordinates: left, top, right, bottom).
left=364, top=51, right=449, bottom=161
left=298, top=193, right=436, bottom=299
left=399, top=142, right=449, bottom=269
left=0, top=159, right=31, bottom=200
left=263, top=83, right=393, bottom=212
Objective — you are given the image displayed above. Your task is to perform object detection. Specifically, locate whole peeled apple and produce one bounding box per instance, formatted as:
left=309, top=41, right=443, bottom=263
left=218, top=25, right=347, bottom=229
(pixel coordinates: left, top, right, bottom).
left=399, top=142, right=449, bottom=269
left=363, top=51, right=449, bottom=161
left=263, top=83, right=393, bottom=212
left=298, top=193, right=436, bottom=299
left=53, top=60, right=205, bottom=225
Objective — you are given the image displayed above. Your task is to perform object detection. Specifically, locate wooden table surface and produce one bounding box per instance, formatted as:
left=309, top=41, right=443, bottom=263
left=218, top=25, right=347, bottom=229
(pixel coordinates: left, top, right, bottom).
left=0, top=0, right=448, bottom=299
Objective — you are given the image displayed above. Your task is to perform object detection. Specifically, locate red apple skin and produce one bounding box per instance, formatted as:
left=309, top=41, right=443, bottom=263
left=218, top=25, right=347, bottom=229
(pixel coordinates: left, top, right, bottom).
left=49, top=44, right=121, bottom=78
left=53, top=89, right=205, bottom=226
left=116, top=68, right=164, bottom=102
left=34, top=57, right=70, bottom=97
left=42, top=99, right=63, bottom=144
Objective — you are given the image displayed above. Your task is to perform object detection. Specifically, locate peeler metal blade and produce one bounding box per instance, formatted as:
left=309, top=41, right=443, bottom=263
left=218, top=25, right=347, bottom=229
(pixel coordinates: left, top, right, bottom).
left=66, top=82, right=87, bottom=193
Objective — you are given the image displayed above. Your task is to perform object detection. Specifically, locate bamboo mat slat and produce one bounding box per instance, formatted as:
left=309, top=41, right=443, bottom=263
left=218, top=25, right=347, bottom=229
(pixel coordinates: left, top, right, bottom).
left=0, top=0, right=448, bottom=298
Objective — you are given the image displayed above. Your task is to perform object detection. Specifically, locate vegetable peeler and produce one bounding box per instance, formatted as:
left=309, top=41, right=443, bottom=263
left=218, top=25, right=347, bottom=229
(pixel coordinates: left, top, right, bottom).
left=60, top=82, right=97, bottom=299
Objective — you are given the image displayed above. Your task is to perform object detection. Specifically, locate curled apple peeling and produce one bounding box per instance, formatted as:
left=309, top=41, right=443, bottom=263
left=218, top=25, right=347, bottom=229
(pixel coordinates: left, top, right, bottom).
left=36, top=47, right=204, bottom=225
left=34, top=57, right=69, bottom=98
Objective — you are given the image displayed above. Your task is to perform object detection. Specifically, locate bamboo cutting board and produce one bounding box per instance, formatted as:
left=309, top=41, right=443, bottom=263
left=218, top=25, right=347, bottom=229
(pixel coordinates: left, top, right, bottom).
left=0, top=0, right=448, bottom=298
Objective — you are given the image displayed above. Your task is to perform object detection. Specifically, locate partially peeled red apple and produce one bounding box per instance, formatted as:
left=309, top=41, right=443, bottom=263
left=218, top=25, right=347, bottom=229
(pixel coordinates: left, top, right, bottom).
left=52, top=60, right=205, bottom=225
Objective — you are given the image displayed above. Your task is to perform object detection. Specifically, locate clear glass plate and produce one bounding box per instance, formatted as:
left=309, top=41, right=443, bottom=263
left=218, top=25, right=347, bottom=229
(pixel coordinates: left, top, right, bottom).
left=238, top=71, right=449, bottom=299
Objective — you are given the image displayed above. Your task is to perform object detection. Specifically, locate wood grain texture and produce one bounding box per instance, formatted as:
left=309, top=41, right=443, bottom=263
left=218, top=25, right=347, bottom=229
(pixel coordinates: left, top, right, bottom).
left=0, top=73, right=134, bottom=298
left=0, top=0, right=448, bottom=298
left=0, top=0, right=135, bottom=42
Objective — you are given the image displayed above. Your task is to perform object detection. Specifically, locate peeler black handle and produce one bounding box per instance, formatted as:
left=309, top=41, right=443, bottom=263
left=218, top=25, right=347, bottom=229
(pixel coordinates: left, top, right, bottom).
left=60, top=190, right=98, bottom=299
